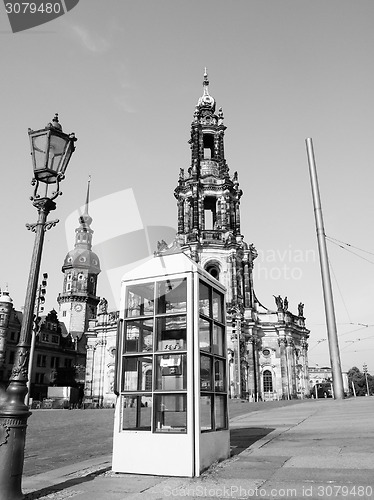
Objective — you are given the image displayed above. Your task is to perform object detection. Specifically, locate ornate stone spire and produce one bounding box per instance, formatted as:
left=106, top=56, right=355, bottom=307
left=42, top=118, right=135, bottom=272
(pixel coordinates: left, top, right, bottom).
left=197, top=68, right=215, bottom=111
left=78, top=176, right=93, bottom=229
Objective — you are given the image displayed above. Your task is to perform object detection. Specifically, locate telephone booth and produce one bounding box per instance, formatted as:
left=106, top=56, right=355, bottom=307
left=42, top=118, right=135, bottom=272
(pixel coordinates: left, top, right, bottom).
left=112, top=252, right=229, bottom=477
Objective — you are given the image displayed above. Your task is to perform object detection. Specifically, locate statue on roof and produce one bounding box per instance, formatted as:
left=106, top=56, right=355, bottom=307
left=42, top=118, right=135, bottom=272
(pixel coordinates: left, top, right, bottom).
left=273, top=295, right=283, bottom=311
left=298, top=302, right=305, bottom=317
left=157, top=240, right=169, bottom=252
left=98, top=297, right=108, bottom=315
left=283, top=297, right=288, bottom=311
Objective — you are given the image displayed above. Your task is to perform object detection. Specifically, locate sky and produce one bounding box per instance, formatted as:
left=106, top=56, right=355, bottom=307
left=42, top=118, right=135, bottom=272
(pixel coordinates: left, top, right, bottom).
left=0, top=0, right=373, bottom=373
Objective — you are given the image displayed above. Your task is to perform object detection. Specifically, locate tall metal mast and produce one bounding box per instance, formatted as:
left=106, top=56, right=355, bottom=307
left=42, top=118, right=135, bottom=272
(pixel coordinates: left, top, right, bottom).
left=305, top=138, right=344, bottom=400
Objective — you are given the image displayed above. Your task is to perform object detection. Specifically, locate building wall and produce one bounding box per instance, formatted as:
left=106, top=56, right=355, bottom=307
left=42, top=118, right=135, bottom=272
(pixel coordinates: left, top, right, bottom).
left=84, top=311, right=118, bottom=408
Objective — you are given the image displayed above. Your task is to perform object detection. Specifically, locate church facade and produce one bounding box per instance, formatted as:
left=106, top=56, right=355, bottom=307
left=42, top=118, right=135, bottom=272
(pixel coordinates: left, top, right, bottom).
left=82, top=73, right=310, bottom=407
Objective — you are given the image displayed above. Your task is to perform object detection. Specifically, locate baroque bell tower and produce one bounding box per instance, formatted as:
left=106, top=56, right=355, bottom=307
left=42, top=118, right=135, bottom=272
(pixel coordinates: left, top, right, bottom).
left=174, top=70, right=257, bottom=311
left=57, top=179, right=101, bottom=340
left=174, top=71, right=258, bottom=397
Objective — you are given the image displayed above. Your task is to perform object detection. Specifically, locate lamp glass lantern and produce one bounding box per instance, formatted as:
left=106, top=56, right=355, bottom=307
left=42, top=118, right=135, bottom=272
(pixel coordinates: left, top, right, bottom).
left=28, top=114, right=76, bottom=185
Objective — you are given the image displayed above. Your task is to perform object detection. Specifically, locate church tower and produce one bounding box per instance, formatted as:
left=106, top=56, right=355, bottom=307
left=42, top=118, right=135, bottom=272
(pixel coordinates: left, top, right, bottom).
left=57, top=179, right=101, bottom=340
left=174, top=70, right=258, bottom=397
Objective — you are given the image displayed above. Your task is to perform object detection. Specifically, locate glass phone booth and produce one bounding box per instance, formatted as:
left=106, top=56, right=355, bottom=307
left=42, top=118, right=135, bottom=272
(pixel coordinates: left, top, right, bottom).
left=112, top=252, right=230, bottom=477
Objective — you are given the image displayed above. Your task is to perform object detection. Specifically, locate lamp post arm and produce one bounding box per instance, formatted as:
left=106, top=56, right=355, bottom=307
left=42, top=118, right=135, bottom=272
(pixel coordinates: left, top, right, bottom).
left=5, top=197, right=56, bottom=413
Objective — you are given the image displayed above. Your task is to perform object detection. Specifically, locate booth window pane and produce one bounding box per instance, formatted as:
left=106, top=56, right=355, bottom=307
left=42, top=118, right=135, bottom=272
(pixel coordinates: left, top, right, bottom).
left=156, top=316, right=186, bottom=351
left=122, top=394, right=152, bottom=430
left=199, top=318, right=211, bottom=352
left=200, top=395, right=213, bottom=431
left=157, top=278, right=187, bottom=314
left=154, top=394, right=187, bottom=433
left=200, top=355, right=212, bottom=391
left=213, top=324, right=224, bottom=356
left=212, top=290, right=223, bottom=322
left=122, top=356, right=152, bottom=391
left=155, top=354, right=186, bottom=391
left=199, top=281, right=210, bottom=317
left=214, top=359, right=226, bottom=392
left=139, top=395, right=152, bottom=428
left=126, top=283, right=154, bottom=317
left=215, top=395, right=227, bottom=430
left=125, top=319, right=153, bottom=352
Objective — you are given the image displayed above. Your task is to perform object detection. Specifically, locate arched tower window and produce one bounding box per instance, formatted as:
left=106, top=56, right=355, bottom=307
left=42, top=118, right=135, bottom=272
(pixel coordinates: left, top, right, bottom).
left=263, top=370, right=273, bottom=393
left=205, top=263, right=220, bottom=281
left=203, top=134, right=214, bottom=159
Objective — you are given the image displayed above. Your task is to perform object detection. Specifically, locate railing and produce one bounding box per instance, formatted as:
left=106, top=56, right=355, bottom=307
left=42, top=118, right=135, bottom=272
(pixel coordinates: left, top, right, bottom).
left=201, top=230, right=223, bottom=241
left=200, top=159, right=219, bottom=176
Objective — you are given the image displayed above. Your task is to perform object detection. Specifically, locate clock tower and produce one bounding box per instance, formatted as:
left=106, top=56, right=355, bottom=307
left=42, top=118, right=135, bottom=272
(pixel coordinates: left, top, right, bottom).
left=57, top=179, right=101, bottom=340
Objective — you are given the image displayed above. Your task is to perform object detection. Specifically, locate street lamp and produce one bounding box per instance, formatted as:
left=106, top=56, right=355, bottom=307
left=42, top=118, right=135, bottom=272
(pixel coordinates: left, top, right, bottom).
left=363, top=363, right=370, bottom=397
left=0, top=114, right=76, bottom=500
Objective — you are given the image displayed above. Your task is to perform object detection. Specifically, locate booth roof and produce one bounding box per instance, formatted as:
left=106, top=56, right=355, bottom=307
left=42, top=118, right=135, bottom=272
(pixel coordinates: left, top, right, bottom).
left=120, top=251, right=225, bottom=291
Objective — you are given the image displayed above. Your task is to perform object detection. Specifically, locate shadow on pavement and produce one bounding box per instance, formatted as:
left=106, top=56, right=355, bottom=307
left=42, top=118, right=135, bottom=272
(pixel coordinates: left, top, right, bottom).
left=25, top=427, right=274, bottom=498
left=230, top=427, right=274, bottom=456
left=24, top=467, right=111, bottom=500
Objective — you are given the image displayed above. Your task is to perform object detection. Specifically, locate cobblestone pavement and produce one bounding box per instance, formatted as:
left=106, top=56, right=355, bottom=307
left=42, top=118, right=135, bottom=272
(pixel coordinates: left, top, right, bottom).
left=24, top=399, right=310, bottom=477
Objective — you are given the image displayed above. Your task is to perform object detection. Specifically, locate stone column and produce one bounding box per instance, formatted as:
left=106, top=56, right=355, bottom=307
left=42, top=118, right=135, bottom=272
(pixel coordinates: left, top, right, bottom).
left=235, top=200, right=241, bottom=235
left=243, top=258, right=250, bottom=308
left=184, top=199, right=190, bottom=233
left=199, top=195, right=205, bottom=230
left=286, top=338, right=296, bottom=397
left=237, top=260, right=244, bottom=304
left=98, top=338, right=107, bottom=407
left=278, top=335, right=289, bottom=399
left=192, top=186, right=199, bottom=231
left=216, top=198, right=221, bottom=229
left=221, top=196, right=227, bottom=230
left=231, top=257, right=237, bottom=304
left=246, top=335, right=256, bottom=400
left=177, top=199, right=184, bottom=233
left=84, top=343, right=96, bottom=402
left=230, top=201, right=235, bottom=231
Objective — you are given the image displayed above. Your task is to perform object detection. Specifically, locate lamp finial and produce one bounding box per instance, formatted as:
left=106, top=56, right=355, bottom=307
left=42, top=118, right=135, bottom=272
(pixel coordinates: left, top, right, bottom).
left=51, top=113, right=62, bottom=131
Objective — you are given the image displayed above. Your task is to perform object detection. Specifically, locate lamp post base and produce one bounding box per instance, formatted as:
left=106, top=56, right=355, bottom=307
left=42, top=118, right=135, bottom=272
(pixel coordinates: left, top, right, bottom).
left=0, top=407, right=31, bottom=500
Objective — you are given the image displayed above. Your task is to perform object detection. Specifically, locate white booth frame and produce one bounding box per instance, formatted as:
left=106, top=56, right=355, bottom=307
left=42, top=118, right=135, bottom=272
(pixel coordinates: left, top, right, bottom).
left=112, top=254, right=230, bottom=477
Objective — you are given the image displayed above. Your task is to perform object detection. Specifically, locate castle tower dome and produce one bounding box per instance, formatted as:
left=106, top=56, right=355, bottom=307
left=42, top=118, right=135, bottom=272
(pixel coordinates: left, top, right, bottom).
left=57, top=178, right=101, bottom=339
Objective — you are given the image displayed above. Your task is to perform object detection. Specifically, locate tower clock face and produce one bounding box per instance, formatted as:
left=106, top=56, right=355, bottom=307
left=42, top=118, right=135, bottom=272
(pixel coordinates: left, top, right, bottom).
left=74, top=304, right=83, bottom=312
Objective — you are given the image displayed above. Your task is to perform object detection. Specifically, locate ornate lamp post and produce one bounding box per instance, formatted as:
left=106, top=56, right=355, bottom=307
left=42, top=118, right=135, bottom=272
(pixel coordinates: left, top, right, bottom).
left=0, top=114, right=76, bottom=500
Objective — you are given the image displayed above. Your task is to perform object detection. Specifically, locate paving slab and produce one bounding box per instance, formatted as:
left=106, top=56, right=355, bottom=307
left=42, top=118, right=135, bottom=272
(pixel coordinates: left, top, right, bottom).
left=23, top=398, right=374, bottom=500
